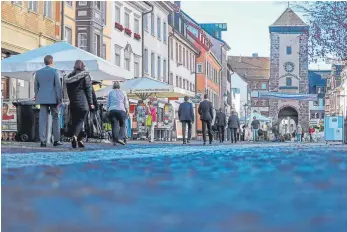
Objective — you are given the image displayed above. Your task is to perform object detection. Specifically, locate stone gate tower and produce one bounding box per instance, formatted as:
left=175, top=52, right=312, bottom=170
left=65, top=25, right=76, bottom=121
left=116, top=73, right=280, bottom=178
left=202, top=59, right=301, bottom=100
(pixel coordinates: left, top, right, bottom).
left=268, top=8, right=310, bottom=130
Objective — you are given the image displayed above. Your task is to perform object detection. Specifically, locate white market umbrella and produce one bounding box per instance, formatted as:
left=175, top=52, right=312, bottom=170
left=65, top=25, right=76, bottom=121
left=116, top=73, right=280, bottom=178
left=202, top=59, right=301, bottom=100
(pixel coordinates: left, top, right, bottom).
left=96, top=77, right=194, bottom=100
left=1, top=42, right=130, bottom=81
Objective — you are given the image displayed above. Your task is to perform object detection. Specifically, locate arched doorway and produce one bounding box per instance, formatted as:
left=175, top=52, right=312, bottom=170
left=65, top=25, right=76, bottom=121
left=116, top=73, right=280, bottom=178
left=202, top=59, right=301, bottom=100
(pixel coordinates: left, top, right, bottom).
left=278, top=106, right=298, bottom=135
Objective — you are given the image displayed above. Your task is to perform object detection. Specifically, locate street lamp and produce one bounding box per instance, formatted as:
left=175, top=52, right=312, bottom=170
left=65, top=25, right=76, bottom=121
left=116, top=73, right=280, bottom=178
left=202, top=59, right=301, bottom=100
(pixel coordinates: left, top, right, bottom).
left=243, top=103, right=248, bottom=124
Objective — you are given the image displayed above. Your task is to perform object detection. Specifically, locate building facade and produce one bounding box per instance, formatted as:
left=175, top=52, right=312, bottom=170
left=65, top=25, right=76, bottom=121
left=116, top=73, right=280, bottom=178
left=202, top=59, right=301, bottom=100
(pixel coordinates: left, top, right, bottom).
left=1, top=1, right=61, bottom=100
left=308, top=70, right=329, bottom=124
left=268, top=8, right=310, bottom=130
left=110, top=1, right=150, bottom=80
left=143, top=2, right=171, bottom=81
left=201, top=24, right=231, bottom=114
left=230, top=70, right=249, bottom=118
left=62, top=1, right=76, bottom=46
left=75, top=1, right=107, bottom=58
left=228, top=55, right=270, bottom=117
left=325, top=64, right=345, bottom=115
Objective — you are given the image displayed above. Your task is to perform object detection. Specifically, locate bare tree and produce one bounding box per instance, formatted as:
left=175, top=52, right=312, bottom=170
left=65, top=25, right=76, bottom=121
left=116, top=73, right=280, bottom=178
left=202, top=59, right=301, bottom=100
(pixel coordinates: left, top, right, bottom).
left=293, top=1, right=347, bottom=63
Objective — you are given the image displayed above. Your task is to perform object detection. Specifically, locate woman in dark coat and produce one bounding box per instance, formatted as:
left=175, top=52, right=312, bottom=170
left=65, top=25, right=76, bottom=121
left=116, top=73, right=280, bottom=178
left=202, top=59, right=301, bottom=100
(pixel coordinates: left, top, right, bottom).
left=65, top=60, right=94, bottom=148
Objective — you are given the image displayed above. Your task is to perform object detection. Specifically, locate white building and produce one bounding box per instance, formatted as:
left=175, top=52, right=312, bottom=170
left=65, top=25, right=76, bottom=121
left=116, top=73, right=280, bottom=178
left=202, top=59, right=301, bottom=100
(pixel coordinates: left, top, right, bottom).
left=111, top=2, right=151, bottom=80
left=168, top=23, right=199, bottom=94
left=231, top=88, right=241, bottom=116
left=143, top=2, right=171, bottom=81
left=230, top=71, right=249, bottom=117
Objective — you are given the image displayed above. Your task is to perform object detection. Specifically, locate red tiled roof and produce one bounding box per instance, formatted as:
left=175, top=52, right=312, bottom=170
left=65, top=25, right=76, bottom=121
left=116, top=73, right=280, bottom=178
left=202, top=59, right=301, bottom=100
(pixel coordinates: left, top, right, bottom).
left=228, top=56, right=270, bottom=80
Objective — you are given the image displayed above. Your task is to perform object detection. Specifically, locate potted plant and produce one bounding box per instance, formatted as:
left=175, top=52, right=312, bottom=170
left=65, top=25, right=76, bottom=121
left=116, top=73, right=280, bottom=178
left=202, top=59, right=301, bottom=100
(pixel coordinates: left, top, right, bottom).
left=125, top=28, right=132, bottom=36
left=115, top=22, right=124, bottom=32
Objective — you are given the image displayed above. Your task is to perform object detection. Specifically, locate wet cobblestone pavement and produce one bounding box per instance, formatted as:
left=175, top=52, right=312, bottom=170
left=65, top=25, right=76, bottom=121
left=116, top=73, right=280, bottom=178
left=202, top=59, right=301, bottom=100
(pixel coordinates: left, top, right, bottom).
left=2, top=143, right=347, bottom=232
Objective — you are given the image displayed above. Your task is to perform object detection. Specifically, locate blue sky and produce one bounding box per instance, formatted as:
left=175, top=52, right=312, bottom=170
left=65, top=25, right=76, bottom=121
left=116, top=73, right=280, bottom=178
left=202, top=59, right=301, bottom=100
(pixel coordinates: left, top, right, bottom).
left=181, top=1, right=331, bottom=70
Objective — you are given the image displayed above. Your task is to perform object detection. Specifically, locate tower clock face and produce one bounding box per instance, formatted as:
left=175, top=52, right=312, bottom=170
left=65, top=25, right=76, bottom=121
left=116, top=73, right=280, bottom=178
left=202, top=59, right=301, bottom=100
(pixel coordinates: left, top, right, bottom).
left=284, top=62, right=295, bottom=73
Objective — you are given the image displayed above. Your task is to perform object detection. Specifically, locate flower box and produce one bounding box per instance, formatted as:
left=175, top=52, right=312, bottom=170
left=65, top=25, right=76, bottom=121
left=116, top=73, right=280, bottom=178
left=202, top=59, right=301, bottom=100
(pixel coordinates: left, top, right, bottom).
left=134, top=33, right=141, bottom=40
left=125, top=28, right=132, bottom=36
left=115, top=22, right=124, bottom=32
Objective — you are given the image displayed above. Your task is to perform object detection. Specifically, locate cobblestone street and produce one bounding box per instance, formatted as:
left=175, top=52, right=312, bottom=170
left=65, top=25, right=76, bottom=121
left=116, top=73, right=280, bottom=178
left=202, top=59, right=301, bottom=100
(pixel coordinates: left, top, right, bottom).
left=2, top=142, right=347, bottom=232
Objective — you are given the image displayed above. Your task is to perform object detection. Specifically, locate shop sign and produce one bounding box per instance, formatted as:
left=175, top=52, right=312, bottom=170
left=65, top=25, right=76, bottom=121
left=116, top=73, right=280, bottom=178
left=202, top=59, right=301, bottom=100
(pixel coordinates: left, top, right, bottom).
left=191, top=94, right=202, bottom=104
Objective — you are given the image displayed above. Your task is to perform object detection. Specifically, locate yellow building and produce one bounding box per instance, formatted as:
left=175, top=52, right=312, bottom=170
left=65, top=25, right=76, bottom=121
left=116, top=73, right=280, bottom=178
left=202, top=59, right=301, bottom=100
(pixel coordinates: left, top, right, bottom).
left=1, top=1, right=61, bottom=100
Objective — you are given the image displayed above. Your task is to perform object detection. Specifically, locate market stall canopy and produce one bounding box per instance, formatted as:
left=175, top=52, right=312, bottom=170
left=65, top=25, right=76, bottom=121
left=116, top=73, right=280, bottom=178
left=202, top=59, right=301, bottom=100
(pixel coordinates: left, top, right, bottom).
left=240, top=112, right=271, bottom=122
left=96, top=77, right=194, bottom=100
left=1, top=42, right=130, bottom=81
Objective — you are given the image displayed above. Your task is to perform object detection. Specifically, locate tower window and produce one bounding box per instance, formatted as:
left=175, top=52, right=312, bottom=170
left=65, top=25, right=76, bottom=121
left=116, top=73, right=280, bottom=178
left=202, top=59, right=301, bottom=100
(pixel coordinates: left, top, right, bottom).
left=286, top=46, right=292, bottom=55
left=286, top=77, right=292, bottom=86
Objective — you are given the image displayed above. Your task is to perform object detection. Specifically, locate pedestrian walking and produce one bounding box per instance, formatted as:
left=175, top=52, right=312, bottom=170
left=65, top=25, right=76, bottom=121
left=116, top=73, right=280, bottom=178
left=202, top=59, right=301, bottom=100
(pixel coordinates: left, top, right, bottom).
left=65, top=60, right=94, bottom=148
left=178, top=96, right=194, bottom=144
left=296, top=124, right=303, bottom=142
left=34, top=55, right=63, bottom=147
left=215, top=108, right=226, bottom=143
left=146, top=101, right=157, bottom=143
left=228, top=111, right=240, bottom=143
left=198, top=94, right=214, bottom=145
left=251, top=116, right=260, bottom=142
left=107, top=81, right=129, bottom=146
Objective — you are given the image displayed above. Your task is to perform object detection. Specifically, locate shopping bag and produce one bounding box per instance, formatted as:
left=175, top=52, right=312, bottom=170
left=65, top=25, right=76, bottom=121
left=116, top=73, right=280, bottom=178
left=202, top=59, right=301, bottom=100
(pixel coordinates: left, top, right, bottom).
left=146, top=115, right=152, bottom=127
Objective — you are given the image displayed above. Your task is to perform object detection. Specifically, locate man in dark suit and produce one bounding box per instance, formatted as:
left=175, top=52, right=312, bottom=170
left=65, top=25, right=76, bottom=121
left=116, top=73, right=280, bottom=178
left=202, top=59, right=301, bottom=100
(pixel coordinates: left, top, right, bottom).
left=34, top=55, right=63, bottom=147
left=178, top=96, right=194, bottom=144
left=215, top=108, right=226, bottom=143
left=228, top=111, right=240, bottom=143
left=198, top=94, right=214, bottom=145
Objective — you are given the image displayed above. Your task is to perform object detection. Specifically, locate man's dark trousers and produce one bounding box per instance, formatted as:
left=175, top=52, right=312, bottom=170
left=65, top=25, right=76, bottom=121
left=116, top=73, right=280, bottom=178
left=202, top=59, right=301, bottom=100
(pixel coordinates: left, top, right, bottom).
left=202, top=120, right=212, bottom=143
left=230, top=128, right=238, bottom=143
left=218, top=126, right=225, bottom=142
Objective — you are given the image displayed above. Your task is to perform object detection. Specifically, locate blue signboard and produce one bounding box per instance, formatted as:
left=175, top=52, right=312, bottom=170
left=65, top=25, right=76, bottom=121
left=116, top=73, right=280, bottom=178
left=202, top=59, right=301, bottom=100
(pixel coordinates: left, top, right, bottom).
left=324, top=116, right=344, bottom=143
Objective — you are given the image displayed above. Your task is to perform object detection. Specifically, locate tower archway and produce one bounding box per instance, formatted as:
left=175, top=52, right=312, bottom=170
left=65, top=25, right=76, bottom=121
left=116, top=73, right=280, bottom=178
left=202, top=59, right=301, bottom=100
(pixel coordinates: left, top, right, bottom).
left=278, top=106, right=298, bottom=135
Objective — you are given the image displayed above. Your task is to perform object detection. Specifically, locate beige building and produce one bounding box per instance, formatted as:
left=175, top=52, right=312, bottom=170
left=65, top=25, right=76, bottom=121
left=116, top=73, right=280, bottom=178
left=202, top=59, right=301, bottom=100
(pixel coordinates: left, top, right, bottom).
left=62, top=1, right=76, bottom=46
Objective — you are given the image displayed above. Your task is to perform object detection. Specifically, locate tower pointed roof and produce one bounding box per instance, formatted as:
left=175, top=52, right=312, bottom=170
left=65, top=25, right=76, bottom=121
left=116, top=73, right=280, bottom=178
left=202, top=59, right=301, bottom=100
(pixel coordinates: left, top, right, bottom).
left=271, top=8, right=307, bottom=27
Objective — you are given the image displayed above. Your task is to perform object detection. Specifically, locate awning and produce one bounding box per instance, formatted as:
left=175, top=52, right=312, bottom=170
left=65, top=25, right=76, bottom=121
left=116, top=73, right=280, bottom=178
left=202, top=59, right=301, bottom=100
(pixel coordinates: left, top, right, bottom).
left=258, top=92, right=317, bottom=101
left=96, top=77, right=194, bottom=100
left=1, top=42, right=130, bottom=81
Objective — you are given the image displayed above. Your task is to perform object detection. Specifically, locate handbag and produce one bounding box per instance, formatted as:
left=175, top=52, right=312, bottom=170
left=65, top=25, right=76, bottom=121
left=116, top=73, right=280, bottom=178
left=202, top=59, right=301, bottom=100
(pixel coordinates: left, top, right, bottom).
left=146, top=115, right=152, bottom=127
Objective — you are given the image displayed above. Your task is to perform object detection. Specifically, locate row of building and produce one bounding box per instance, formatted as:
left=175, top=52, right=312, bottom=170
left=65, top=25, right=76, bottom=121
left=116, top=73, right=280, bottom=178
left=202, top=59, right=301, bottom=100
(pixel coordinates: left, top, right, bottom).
left=3, top=2, right=346, bottom=134
left=1, top=1, right=232, bottom=111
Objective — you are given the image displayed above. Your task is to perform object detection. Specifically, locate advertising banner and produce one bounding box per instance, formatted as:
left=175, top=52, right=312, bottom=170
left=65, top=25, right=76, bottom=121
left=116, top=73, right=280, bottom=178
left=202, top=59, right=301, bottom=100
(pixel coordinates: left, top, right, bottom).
left=2, top=100, right=17, bottom=140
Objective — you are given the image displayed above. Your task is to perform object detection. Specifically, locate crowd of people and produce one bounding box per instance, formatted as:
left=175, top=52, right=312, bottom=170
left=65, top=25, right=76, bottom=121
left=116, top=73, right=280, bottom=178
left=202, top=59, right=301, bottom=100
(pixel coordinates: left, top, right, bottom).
left=33, top=55, right=323, bottom=148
